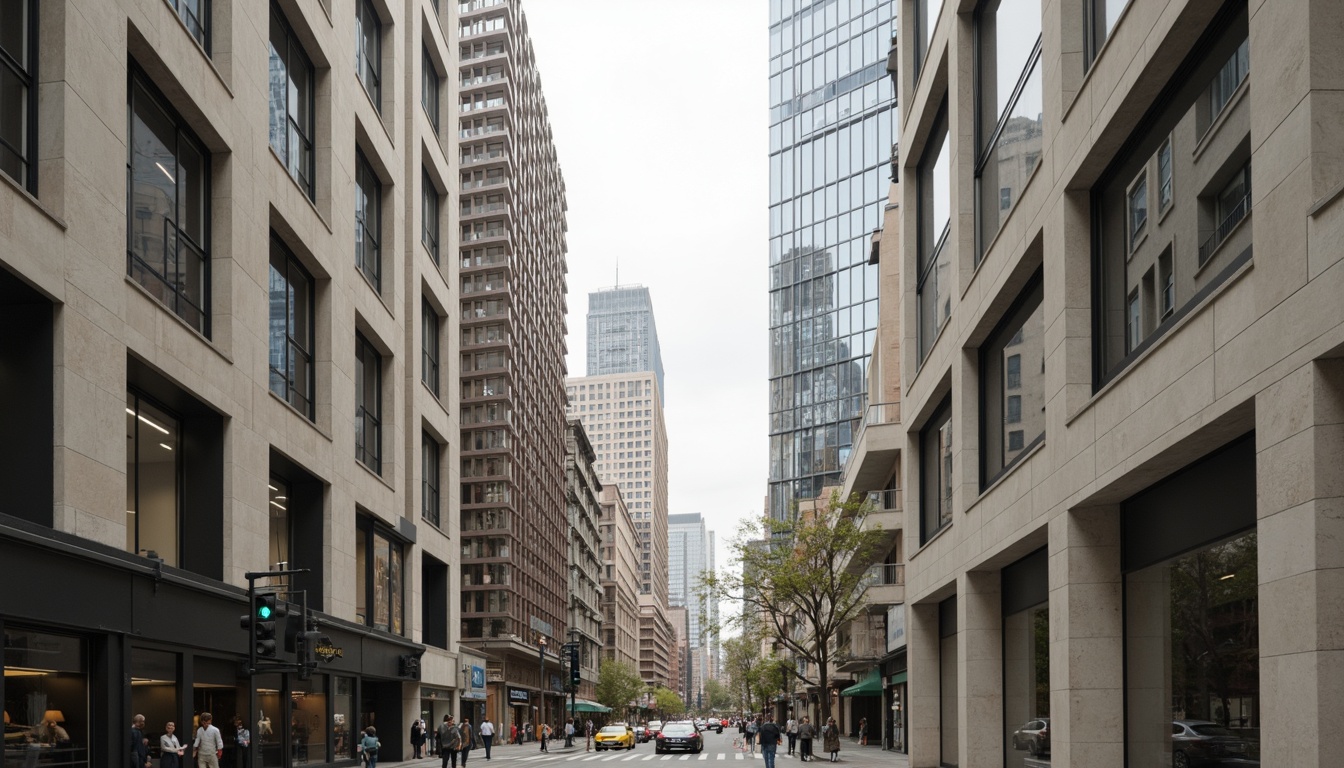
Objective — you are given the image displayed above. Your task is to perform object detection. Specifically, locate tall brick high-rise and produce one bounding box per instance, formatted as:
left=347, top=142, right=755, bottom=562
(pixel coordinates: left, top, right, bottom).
left=457, top=0, right=571, bottom=729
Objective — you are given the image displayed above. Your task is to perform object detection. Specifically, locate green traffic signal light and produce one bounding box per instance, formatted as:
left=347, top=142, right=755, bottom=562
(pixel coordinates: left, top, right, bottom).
left=257, top=604, right=273, bottom=620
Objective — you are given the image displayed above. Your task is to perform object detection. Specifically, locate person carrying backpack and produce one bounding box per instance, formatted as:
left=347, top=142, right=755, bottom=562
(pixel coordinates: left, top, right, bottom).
left=746, top=717, right=759, bottom=754
left=359, top=727, right=381, bottom=768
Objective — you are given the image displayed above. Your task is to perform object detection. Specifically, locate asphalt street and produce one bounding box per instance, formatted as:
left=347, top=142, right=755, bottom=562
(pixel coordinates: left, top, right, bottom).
left=378, top=730, right=908, bottom=768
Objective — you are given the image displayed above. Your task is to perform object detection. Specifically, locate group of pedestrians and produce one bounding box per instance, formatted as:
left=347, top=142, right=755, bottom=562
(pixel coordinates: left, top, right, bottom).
left=737, top=714, right=843, bottom=764
left=130, top=712, right=253, bottom=768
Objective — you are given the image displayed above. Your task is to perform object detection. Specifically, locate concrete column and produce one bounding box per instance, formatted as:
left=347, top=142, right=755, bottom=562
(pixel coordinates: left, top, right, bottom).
left=1255, top=359, right=1344, bottom=765
left=959, top=571, right=1002, bottom=768
left=1048, top=506, right=1123, bottom=767
left=908, top=601, right=941, bottom=767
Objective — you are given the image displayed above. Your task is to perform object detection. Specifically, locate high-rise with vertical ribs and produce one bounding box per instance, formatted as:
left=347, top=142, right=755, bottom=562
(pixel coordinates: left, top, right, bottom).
left=457, top=0, right=571, bottom=728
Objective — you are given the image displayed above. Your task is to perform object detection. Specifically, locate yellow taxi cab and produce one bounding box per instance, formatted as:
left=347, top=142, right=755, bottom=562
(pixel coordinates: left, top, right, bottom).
left=594, top=724, right=636, bottom=750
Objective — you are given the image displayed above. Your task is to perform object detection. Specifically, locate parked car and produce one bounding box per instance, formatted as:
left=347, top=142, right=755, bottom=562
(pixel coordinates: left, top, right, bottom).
left=634, top=725, right=649, bottom=743
left=1171, top=720, right=1258, bottom=767
left=594, top=725, right=636, bottom=751
left=656, top=722, right=703, bottom=754
left=1010, top=718, right=1050, bottom=757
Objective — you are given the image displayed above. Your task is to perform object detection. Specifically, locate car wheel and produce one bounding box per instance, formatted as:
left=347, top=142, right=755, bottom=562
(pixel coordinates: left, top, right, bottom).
left=1173, top=751, right=1189, bottom=768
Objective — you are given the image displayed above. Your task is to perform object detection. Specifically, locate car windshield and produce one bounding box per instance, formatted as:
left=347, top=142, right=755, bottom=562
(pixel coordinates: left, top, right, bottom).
left=662, top=724, right=695, bottom=736
left=1189, top=724, right=1236, bottom=738
left=599, top=727, right=627, bottom=735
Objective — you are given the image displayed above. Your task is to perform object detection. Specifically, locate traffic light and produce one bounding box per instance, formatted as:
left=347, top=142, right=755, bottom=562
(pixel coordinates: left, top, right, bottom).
left=296, top=630, right=320, bottom=680
left=568, top=644, right=580, bottom=686
left=253, top=593, right=287, bottom=659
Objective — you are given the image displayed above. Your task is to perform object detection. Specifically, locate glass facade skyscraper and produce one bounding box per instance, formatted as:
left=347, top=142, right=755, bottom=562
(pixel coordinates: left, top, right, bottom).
left=768, top=0, right=898, bottom=520
left=586, top=285, right=665, bottom=405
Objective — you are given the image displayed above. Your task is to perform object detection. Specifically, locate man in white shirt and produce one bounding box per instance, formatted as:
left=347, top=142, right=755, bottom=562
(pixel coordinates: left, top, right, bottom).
left=478, top=717, right=495, bottom=761
left=786, top=718, right=798, bottom=756
left=193, top=712, right=225, bottom=768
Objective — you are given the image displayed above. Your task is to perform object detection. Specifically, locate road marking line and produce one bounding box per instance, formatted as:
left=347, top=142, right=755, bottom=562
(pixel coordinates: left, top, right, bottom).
left=698, top=756, right=708, bottom=761
left=734, top=755, right=744, bottom=761
left=641, top=755, right=656, bottom=761
left=716, top=755, right=725, bottom=761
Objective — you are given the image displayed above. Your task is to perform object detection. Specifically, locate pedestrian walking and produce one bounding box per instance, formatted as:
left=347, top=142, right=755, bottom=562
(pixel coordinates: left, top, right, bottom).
left=509, top=722, right=518, bottom=746
left=160, top=722, right=185, bottom=768
left=857, top=718, right=866, bottom=747
left=564, top=719, right=574, bottom=748
left=539, top=724, right=551, bottom=753
left=758, top=715, right=783, bottom=768
left=746, top=717, right=759, bottom=754
left=411, top=719, right=425, bottom=759
left=786, top=717, right=798, bottom=755
left=193, top=713, right=224, bottom=768
left=797, top=717, right=815, bottom=762
left=131, top=715, right=151, bottom=768
left=479, top=716, right=495, bottom=761
left=822, top=718, right=840, bottom=762
left=459, top=719, right=474, bottom=768
left=359, top=728, right=381, bottom=768
left=438, top=716, right=462, bottom=768
left=233, top=717, right=251, bottom=768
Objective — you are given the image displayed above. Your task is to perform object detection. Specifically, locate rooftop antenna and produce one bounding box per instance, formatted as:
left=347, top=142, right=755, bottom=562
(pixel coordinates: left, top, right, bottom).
left=615, top=256, right=619, bottom=289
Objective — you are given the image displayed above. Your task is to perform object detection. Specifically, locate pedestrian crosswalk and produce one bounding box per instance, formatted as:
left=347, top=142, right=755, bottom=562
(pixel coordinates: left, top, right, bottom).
left=504, top=751, right=809, bottom=764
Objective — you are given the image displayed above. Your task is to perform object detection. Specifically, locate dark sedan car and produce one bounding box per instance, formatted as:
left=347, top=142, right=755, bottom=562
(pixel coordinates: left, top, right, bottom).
left=1172, top=721, right=1258, bottom=768
left=656, top=723, right=703, bottom=754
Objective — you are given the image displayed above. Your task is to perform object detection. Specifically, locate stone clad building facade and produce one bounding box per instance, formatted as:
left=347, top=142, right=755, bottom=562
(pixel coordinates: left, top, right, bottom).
left=895, top=0, right=1344, bottom=762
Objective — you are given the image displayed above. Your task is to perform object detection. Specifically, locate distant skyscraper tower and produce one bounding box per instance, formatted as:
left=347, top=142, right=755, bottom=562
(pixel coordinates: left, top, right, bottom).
left=767, top=2, right=898, bottom=520
left=586, top=286, right=665, bottom=405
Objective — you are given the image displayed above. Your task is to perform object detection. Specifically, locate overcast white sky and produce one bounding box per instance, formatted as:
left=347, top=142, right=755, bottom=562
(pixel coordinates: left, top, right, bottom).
left=523, top=2, right=771, bottom=568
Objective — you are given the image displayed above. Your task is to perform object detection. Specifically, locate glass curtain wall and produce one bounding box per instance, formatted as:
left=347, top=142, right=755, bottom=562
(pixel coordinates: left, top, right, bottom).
left=768, top=0, right=898, bottom=521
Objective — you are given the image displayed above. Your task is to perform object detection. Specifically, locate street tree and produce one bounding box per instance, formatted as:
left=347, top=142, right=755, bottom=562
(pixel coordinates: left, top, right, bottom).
left=702, top=490, right=887, bottom=721
left=703, top=678, right=735, bottom=712
left=722, top=632, right=763, bottom=713
left=596, top=660, right=645, bottom=719
left=652, top=686, right=684, bottom=719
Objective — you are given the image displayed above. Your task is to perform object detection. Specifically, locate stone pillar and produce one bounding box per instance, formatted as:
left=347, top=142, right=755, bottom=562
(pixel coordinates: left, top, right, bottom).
left=1048, top=506, right=1123, bottom=767
left=907, top=601, right=941, bottom=767
left=1256, top=359, right=1344, bottom=765
left=960, top=571, right=1002, bottom=768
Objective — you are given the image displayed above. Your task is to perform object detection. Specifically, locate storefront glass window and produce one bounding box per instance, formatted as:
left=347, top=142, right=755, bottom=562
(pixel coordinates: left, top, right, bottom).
left=1126, top=531, right=1259, bottom=766
left=131, top=648, right=180, bottom=757
left=255, top=673, right=283, bottom=768
left=3, top=629, right=88, bottom=768
left=333, top=677, right=354, bottom=760
left=290, top=677, right=327, bottom=764
left=192, top=656, right=242, bottom=766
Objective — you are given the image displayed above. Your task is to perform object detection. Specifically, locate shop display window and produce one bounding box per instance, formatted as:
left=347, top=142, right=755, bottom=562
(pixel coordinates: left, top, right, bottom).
left=3, top=629, right=88, bottom=768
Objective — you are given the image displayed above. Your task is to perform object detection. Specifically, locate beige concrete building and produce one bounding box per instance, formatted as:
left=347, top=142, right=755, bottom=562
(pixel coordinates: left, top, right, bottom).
left=0, top=0, right=467, bottom=762
left=894, top=0, right=1344, bottom=762
left=638, top=594, right=675, bottom=688
left=599, top=485, right=642, bottom=672
left=565, top=419, right=604, bottom=703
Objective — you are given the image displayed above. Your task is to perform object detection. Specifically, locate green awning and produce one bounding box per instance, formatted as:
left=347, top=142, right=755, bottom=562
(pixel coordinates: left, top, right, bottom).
left=570, top=700, right=612, bottom=713
left=840, top=669, right=882, bottom=697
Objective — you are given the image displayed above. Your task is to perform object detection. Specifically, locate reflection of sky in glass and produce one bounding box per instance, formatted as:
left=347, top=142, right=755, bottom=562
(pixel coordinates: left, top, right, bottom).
left=993, top=0, right=1040, bottom=121
left=932, top=130, right=950, bottom=237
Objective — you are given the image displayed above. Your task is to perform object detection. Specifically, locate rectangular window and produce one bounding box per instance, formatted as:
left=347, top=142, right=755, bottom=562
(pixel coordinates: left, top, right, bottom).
left=170, top=0, right=209, bottom=51
left=917, top=107, right=951, bottom=361
left=268, top=476, right=290, bottom=568
left=1003, top=549, right=1049, bottom=768
left=1208, top=38, right=1249, bottom=123
left=269, top=3, right=315, bottom=198
left=920, top=399, right=953, bottom=545
left=422, top=432, right=440, bottom=527
left=1085, top=0, right=1128, bottom=67
left=914, top=0, right=943, bottom=80
left=422, top=46, right=440, bottom=133
left=975, top=0, right=1043, bottom=259
left=355, top=333, right=381, bottom=474
left=1126, top=290, right=1141, bottom=352
left=355, top=150, right=382, bottom=290
left=356, top=0, right=381, bottom=110
left=981, top=275, right=1045, bottom=486
left=1128, top=173, right=1148, bottom=250
left=422, top=299, right=440, bottom=396
left=356, top=518, right=404, bottom=634
left=126, top=391, right=180, bottom=566
left=268, top=235, right=315, bottom=419
left=1201, top=162, right=1251, bottom=265
left=1157, top=137, right=1173, bottom=211
left=0, top=0, right=37, bottom=192
left=127, top=68, right=211, bottom=335
left=1159, top=248, right=1174, bottom=316
left=4, top=628, right=90, bottom=768
left=422, top=170, right=440, bottom=263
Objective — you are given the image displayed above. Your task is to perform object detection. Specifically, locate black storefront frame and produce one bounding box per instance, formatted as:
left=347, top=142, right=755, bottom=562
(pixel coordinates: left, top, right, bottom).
left=0, top=514, right=423, bottom=768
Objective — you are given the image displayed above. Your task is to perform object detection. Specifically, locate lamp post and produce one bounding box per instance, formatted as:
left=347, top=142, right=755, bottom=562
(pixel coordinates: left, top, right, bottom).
left=538, top=635, right=548, bottom=732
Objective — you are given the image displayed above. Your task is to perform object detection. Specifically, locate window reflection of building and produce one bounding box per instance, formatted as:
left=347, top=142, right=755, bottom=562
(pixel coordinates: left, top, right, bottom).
left=355, top=520, right=405, bottom=635
left=126, top=392, right=181, bottom=566
left=1003, top=550, right=1050, bottom=768
left=3, top=629, right=88, bottom=768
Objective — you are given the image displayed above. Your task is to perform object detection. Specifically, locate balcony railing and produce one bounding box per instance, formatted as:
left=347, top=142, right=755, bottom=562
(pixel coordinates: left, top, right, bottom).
left=865, top=488, right=901, bottom=512
left=462, top=149, right=507, bottom=166
left=462, top=203, right=508, bottom=216
left=462, top=178, right=506, bottom=191
left=459, top=0, right=504, bottom=13
left=460, top=125, right=506, bottom=139
left=861, top=563, right=905, bottom=590
left=860, top=401, right=901, bottom=430
left=462, top=228, right=506, bottom=242
left=461, top=73, right=506, bottom=87
left=1198, top=192, right=1251, bottom=265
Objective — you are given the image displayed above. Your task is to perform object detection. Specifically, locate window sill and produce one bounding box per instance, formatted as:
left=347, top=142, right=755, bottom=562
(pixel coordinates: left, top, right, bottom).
left=1193, top=79, right=1249, bottom=164
left=910, top=315, right=952, bottom=390
left=269, top=145, right=332, bottom=235
left=1066, top=249, right=1253, bottom=428
left=124, top=275, right=233, bottom=364
left=358, top=76, right=397, bottom=152
left=421, top=380, right=449, bottom=415
left=267, top=388, right=332, bottom=442
left=356, top=453, right=396, bottom=493
left=1128, top=228, right=1148, bottom=260
left=1061, top=0, right=1137, bottom=124
left=910, top=519, right=952, bottom=560
left=159, top=0, right=234, bottom=95
left=0, top=171, right=67, bottom=230
left=356, top=267, right=397, bottom=320
left=969, top=436, right=1045, bottom=516
left=1157, top=199, right=1175, bottom=225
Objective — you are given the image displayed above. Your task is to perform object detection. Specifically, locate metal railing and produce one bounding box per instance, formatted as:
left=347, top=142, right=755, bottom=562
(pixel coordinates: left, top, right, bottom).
left=865, top=488, right=902, bottom=512
left=459, top=0, right=504, bottom=13
left=861, top=563, right=905, bottom=588
left=462, top=177, right=506, bottom=190
left=461, top=73, right=506, bottom=87
left=462, top=228, right=506, bottom=241
left=460, top=125, right=506, bottom=138
left=1198, top=192, right=1251, bottom=264
left=462, top=150, right=507, bottom=166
